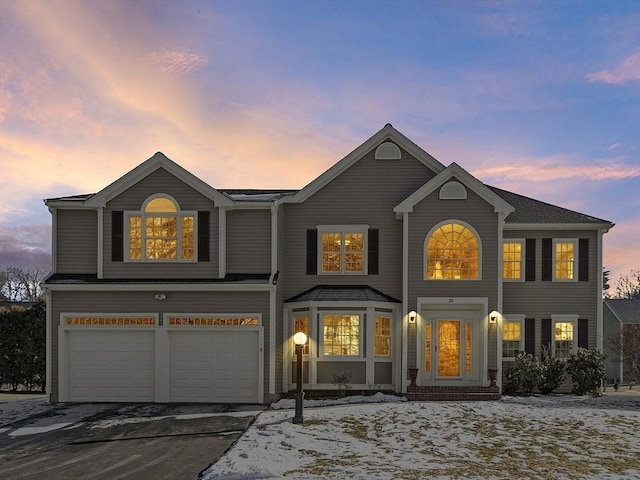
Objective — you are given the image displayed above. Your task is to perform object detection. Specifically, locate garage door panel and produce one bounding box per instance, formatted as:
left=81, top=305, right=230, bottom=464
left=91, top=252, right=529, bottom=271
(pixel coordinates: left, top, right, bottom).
left=169, top=330, right=259, bottom=403
left=67, top=330, right=155, bottom=402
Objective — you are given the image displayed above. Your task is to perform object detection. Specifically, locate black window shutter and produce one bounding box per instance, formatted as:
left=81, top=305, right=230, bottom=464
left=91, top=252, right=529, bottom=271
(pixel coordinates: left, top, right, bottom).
left=197, top=211, right=210, bottom=262
left=579, top=239, right=589, bottom=282
left=578, top=318, right=588, bottom=349
left=524, top=318, right=536, bottom=355
left=542, top=238, right=552, bottom=281
left=306, top=229, right=317, bottom=275
left=525, top=238, right=536, bottom=281
left=111, top=211, right=123, bottom=262
left=541, top=318, right=552, bottom=351
left=368, top=229, right=379, bottom=275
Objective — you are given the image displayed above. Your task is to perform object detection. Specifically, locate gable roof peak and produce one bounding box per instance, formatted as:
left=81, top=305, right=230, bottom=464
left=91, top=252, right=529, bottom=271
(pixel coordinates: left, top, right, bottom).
left=84, top=152, right=234, bottom=207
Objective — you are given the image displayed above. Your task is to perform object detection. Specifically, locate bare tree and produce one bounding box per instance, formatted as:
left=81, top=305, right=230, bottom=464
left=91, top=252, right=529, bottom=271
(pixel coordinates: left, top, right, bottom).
left=614, top=269, right=640, bottom=300
left=0, top=266, right=47, bottom=302
left=608, top=324, right=640, bottom=382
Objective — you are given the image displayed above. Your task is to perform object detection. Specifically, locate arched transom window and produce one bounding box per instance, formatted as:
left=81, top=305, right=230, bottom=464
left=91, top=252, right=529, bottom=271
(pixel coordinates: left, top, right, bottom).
left=126, top=194, right=195, bottom=261
left=426, top=222, right=480, bottom=280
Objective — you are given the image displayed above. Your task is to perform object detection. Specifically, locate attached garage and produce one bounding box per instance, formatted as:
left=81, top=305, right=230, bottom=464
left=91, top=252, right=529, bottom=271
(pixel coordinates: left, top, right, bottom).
left=59, top=314, right=263, bottom=403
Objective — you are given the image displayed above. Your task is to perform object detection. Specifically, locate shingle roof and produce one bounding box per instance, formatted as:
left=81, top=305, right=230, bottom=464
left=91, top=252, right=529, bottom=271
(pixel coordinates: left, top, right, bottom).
left=45, top=273, right=271, bottom=284
left=285, top=285, right=401, bottom=303
left=604, top=299, right=640, bottom=324
left=489, top=186, right=612, bottom=225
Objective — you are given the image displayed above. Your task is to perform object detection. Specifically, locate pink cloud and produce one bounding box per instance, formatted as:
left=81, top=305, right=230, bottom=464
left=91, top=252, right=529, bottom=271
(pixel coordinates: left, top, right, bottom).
left=474, top=161, right=640, bottom=183
left=587, top=50, right=640, bottom=85
left=145, top=50, right=208, bottom=76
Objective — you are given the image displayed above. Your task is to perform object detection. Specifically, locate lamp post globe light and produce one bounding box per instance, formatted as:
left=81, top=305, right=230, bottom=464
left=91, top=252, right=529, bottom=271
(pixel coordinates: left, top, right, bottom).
left=292, top=332, right=307, bottom=424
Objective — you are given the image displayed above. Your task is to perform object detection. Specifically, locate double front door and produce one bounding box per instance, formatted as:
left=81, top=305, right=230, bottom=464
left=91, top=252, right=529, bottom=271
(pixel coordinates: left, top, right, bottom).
left=422, top=313, right=479, bottom=380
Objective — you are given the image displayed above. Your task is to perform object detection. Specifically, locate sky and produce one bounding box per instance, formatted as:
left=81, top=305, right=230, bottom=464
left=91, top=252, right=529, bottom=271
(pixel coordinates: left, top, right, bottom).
left=0, top=0, right=638, bottom=288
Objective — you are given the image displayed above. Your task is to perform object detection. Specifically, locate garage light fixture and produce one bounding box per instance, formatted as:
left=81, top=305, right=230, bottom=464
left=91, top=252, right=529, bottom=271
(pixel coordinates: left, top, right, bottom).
left=154, top=293, right=167, bottom=301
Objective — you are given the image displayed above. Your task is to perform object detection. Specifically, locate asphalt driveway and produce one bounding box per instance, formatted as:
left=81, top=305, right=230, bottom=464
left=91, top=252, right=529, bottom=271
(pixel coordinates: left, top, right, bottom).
left=0, top=401, right=264, bottom=480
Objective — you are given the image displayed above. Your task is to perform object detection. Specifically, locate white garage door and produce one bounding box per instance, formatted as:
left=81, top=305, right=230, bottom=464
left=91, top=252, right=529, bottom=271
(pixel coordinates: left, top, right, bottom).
left=169, top=330, right=260, bottom=403
left=67, top=330, right=155, bottom=402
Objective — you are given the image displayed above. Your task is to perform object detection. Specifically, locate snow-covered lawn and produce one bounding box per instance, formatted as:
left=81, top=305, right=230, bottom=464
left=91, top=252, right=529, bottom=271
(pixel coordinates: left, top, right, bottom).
left=203, top=393, right=640, bottom=480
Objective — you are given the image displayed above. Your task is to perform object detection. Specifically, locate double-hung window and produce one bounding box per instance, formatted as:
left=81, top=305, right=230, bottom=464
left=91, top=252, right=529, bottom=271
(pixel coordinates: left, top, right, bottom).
left=554, top=239, right=577, bottom=281
left=503, top=240, right=524, bottom=281
left=552, top=315, right=578, bottom=358
left=318, top=226, right=368, bottom=274
left=126, top=195, right=196, bottom=262
left=293, top=314, right=310, bottom=355
left=502, top=317, right=524, bottom=359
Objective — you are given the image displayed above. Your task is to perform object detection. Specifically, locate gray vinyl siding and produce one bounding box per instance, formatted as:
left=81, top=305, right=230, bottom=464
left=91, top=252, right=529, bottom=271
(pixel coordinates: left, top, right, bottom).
left=407, top=187, right=500, bottom=302
left=49, top=289, right=270, bottom=403
left=226, top=209, right=271, bottom=274
left=56, top=209, right=98, bottom=274
left=406, top=187, right=500, bottom=369
left=503, top=229, right=599, bottom=350
left=102, top=168, right=219, bottom=279
left=283, top=146, right=437, bottom=301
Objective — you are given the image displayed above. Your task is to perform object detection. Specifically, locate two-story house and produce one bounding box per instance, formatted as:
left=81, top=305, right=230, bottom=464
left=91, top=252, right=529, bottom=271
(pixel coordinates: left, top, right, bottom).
left=43, top=124, right=613, bottom=403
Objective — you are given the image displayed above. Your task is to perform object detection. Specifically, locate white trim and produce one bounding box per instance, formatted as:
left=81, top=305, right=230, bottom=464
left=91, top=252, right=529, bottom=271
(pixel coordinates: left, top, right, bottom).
left=84, top=152, right=234, bottom=208
left=552, top=238, right=578, bottom=282
left=269, top=288, right=276, bottom=395
left=283, top=124, right=445, bottom=204
left=401, top=212, right=409, bottom=393
left=551, top=314, right=580, bottom=358
left=394, top=162, right=514, bottom=216
left=271, top=205, right=278, bottom=277
left=317, top=225, right=369, bottom=275
left=45, top=291, right=52, bottom=403
left=424, top=220, right=482, bottom=281
left=97, top=208, right=103, bottom=279
left=504, top=223, right=613, bottom=231
left=219, top=207, right=227, bottom=278
left=49, top=207, right=57, bottom=273
left=502, top=238, right=525, bottom=282
left=124, top=207, right=197, bottom=263
left=501, top=315, right=525, bottom=361
left=45, top=283, right=275, bottom=292
left=597, top=229, right=605, bottom=350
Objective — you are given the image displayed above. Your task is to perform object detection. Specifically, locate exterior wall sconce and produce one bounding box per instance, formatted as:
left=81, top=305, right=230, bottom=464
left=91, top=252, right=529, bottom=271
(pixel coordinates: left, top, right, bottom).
left=293, top=331, right=308, bottom=424
left=408, top=311, right=417, bottom=323
left=154, top=293, right=167, bottom=301
left=489, top=310, right=499, bottom=324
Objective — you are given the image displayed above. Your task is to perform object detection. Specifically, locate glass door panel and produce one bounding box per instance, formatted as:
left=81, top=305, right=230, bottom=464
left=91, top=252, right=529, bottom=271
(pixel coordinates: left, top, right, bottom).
left=437, top=320, right=461, bottom=377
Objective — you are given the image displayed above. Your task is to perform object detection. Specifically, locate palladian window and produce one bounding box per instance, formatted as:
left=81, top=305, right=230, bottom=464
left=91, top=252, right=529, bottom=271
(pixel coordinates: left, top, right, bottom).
left=127, top=195, right=195, bottom=261
left=426, top=222, right=480, bottom=280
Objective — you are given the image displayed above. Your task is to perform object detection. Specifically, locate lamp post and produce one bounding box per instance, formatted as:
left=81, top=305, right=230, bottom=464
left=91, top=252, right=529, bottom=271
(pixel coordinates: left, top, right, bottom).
left=292, top=331, right=307, bottom=424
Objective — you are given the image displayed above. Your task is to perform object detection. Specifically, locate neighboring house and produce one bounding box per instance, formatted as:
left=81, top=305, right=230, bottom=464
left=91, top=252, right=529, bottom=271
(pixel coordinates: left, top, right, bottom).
left=43, top=124, right=614, bottom=404
left=603, top=299, right=640, bottom=383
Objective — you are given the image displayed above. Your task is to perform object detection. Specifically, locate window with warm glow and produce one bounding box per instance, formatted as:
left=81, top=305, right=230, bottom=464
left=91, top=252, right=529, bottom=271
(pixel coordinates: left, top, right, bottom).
left=502, top=321, right=522, bottom=358
left=322, top=314, right=360, bottom=356
left=293, top=315, right=310, bottom=355
left=320, top=229, right=366, bottom=274
left=554, top=321, right=574, bottom=358
left=554, top=240, right=577, bottom=281
left=426, top=222, right=480, bottom=280
left=127, top=195, right=195, bottom=261
left=503, top=241, right=523, bottom=280
left=374, top=316, right=391, bottom=356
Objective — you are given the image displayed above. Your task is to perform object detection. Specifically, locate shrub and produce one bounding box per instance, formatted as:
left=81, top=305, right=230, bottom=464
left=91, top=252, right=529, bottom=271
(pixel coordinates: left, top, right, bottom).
left=566, top=348, right=606, bottom=396
left=504, top=353, right=541, bottom=395
left=538, top=346, right=565, bottom=395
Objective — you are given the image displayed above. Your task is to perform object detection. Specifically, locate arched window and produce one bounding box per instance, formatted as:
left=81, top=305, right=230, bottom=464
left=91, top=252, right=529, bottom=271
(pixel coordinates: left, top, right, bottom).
left=425, top=222, right=480, bottom=280
left=127, top=194, right=195, bottom=261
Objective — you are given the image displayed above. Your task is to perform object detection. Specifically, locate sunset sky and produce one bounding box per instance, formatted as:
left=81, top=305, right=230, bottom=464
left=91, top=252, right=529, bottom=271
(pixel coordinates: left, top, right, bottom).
left=1, top=0, right=638, bottom=289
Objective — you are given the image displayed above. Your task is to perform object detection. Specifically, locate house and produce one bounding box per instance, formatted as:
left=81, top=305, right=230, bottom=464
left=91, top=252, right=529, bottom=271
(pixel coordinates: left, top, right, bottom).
left=603, top=299, right=640, bottom=383
left=43, top=124, right=614, bottom=403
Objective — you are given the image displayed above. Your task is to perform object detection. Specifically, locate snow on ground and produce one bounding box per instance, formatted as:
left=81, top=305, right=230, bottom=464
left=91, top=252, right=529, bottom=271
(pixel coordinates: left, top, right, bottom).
left=203, top=393, right=640, bottom=480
